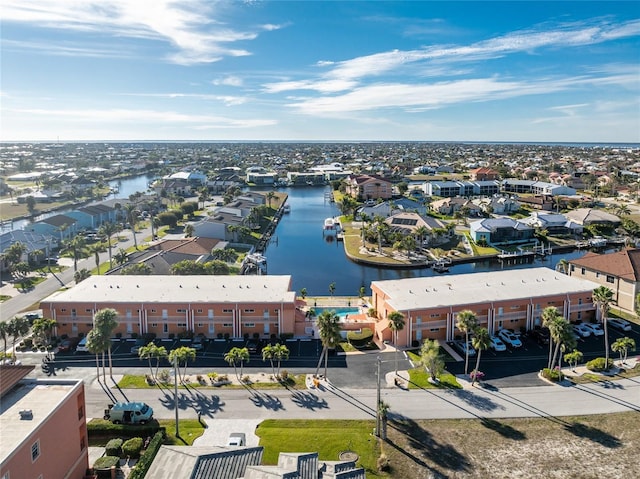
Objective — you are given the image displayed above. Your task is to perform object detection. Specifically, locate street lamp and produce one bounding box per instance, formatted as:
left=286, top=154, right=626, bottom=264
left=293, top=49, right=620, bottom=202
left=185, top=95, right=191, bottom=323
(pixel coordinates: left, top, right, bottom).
left=375, top=355, right=381, bottom=438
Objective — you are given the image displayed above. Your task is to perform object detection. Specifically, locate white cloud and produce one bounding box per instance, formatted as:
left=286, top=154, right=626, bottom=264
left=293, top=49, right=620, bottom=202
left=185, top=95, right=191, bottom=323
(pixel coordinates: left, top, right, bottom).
left=213, top=76, right=244, bottom=87
left=0, top=0, right=271, bottom=64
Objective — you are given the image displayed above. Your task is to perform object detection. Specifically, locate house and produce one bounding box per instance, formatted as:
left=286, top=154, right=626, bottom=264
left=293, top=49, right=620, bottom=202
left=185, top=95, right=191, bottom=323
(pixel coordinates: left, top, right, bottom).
left=357, top=198, right=428, bottom=219
left=565, top=208, right=621, bottom=227
left=0, top=230, right=58, bottom=271
left=430, top=198, right=481, bottom=216
left=470, top=167, right=500, bottom=181
left=423, top=180, right=500, bottom=198
left=66, top=204, right=117, bottom=230
left=517, top=195, right=554, bottom=211
left=370, top=267, right=598, bottom=347
left=0, top=365, right=88, bottom=479
left=145, top=447, right=365, bottom=479
left=39, top=275, right=299, bottom=339
left=472, top=196, right=520, bottom=215
left=501, top=179, right=576, bottom=196
left=24, top=214, right=78, bottom=241
left=384, top=212, right=450, bottom=246
left=153, top=178, right=193, bottom=197
left=469, top=218, right=534, bottom=245
left=345, top=174, right=392, bottom=201
left=521, top=212, right=583, bottom=235
left=16, top=189, right=62, bottom=204
left=192, top=212, right=245, bottom=242
left=568, top=248, right=640, bottom=313
left=168, top=170, right=208, bottom=186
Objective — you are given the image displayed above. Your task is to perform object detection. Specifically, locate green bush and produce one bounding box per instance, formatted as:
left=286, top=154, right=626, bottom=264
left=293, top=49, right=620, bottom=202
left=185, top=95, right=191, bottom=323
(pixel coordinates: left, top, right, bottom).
left=87, top=419, right=162, bottom=439
left=586, top=357, right=614, bottom=372
left=347, top=328, right=373, bottom=347
left=122, top=437, right=144, bottom=458
left=541, top=367, right=564, bottom=382
left=93, top=455, right=120, bottom=470
left=105, top=438, right=123, bottom=456
left=127, top=431, right=165, bottom=479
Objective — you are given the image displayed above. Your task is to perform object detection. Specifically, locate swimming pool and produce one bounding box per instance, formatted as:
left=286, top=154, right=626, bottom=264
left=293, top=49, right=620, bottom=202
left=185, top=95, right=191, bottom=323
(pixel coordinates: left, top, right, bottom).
left=313, top=307, right=361, bottom=319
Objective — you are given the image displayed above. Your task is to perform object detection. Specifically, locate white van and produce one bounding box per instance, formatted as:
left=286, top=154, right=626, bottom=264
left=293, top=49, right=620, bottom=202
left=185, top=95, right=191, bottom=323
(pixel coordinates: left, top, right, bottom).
left=75, top=336, right=89, bottom=353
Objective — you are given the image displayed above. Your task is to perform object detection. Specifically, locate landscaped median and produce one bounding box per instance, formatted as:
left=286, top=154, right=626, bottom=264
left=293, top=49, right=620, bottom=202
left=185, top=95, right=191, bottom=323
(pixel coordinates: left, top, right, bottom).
left=116, top=372, right=307, bottom=390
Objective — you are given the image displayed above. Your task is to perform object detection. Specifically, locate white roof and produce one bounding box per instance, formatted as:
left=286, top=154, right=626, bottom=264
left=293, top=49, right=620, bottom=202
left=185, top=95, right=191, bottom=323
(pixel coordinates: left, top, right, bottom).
left=372, top=267, right=599, bottom=311
left=42, top=275, right=295, bottom=304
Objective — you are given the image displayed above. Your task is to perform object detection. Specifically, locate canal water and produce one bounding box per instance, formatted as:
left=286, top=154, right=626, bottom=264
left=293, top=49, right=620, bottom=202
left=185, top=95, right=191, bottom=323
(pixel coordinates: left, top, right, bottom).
left=263, top=186, right=613, bottom=296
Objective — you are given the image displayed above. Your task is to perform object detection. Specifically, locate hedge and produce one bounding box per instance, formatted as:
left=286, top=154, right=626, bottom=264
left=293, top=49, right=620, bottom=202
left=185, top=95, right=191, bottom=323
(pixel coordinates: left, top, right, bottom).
left=122, top=437, right=144, bottom=459
left=127, top=431, right=165, bottom=479
left=87, top=419, right=161, bottom=439
left=105, top=438, right=123, bottom=457
left=93, top=455, right=119, bottom=470
left=586, top=357, right=614, bottom=372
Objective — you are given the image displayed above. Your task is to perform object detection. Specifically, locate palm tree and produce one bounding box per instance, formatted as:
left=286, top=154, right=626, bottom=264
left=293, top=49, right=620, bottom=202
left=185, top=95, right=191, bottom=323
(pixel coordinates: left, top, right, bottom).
left=88, top=243, right=104, bottom=274
left=99, top=222, right=121, bottom=270
left=611, top=337, right=636, bottom=365
left=7, top=316, right=30, bottom=356
left=31, top=317, right=57, bottom=346
left=455, top=310, right=478, bottom=375
left=0, top=321, right=9, bottom=359
left=548, top=316, right=573, bottom=369
left=470, top=327, right=491, bottom=385
left=266, top=191, right=276, bottom=208
left=93, top=308, right=118, bottom=379
left=563, top=349, right=583, bottom=372
left=328, top=282, right=336, bottom=297
left=184, top=224, right=195, bottom=238
left=169, top=346, right=196, bottom=384
left=593, top=286, right=614, bottom=369
left=225, top=347, right=246, bottom=382
left=114, top=249, right=128, bottom=266
left=63, top=236, right=87, bottom=272
left=273, top=343, right=289, bottom=377
left=86, top=328, right=110, bottom=381
left=261, top=344, right=277, bottom=378
left=555, top=258, right=570, bottom=274
left=124, top=204, right=139, bottom=250
left=139, top=343, right=168, bottom=380
left=315, top=310, right=342, bottom=379
left=542, top=306, right=561, bottom=369
left=387, top=311, right=405, bottom=374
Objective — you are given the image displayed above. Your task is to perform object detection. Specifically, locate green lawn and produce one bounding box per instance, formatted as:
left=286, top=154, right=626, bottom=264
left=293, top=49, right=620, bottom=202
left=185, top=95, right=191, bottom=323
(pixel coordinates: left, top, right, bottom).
left=116, top=373, right=307, bottom=390
left=256, top=419, right=382, bottom=478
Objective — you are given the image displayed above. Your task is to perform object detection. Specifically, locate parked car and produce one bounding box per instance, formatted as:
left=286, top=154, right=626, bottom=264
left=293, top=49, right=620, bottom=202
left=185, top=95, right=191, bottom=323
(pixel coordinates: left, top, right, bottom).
left=607, top=318, right=632, bottom=332
left=226, top=433, right=246, bottom=446
left=451, top=340, right=476, bottom=357
left=582, top=323, right=604, bottom=337
left=58, top=337, right=80, bottom=353
left=130, top=338, right=148, bottom=356
left=529, top=327, right=550, bottom=345
left=192, top=335, right=207, bottom=351
left=498, top=329, right=523, bottom=348
left=572, top=323, right=592, bottom=338
left=245, top=339, right=261, bottom=354
left=75, top=336, right=90, bottom=353
left=489, top=335, right=507, bottom=352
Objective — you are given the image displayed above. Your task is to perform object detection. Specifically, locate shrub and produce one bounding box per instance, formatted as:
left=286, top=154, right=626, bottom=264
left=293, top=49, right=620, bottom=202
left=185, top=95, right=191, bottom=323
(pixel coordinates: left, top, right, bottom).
left=93, top=455, right=120, bottom=470
left=541, top=367, right=564, bottom=382
left=157, top=369, right=170, bottom=384
left=217, top=333, right=223, bottom=339
left=586, top=357, right=614, bottom=372
left=280, top=370, right=289, bottom=380
left=280, top=332, right=294, bottom=341
left=122, top=437, right=144, bottom=458
left=127, top=431, right=165, bottom=479
left=105, top=438, right=123, bottom=456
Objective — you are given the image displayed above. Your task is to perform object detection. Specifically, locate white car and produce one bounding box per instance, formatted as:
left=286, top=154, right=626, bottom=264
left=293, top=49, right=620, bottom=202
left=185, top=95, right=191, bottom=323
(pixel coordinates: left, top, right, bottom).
left=489, top=335, right=507, bottom=352
left=582, top=323, right=604, bottom=336
left=572, top=323, right=592, bottom=338
left=607, top=318, right=632, bottom=332
left=498, top=329, right=522, bottom=348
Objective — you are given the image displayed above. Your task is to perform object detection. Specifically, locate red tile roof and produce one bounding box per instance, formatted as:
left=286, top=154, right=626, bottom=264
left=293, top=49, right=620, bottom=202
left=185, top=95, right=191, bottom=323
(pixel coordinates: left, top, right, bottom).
left=569, top=248, right=640, bottom=281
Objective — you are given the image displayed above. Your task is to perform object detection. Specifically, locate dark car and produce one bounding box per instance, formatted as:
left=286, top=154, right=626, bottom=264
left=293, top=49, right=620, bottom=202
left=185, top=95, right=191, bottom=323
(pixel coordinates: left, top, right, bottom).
left=529, top=327, right=550, bottom=345
left=58, top=337, right=80, bottom=353
left=245, top=339, right=261, bottom=354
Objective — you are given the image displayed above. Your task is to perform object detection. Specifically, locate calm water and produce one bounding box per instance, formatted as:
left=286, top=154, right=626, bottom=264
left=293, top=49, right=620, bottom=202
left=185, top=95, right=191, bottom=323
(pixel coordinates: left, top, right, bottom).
left=263, top=186, right=610, bottom=296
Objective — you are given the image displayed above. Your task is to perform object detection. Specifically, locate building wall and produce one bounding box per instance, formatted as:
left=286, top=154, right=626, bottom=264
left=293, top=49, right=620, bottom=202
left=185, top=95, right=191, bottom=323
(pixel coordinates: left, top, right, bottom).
left=1, top=382, right=88, bottom=479
left=370, top=285, right=596, bottom=347
left=568, top=265, right=638, bottom=313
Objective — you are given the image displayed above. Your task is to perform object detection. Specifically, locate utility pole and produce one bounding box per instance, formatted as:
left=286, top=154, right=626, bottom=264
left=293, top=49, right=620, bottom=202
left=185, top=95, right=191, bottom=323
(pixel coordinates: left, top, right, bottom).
left=174, top=355, right=179, bottom=438
left=375, top=355, right=381, bottom=438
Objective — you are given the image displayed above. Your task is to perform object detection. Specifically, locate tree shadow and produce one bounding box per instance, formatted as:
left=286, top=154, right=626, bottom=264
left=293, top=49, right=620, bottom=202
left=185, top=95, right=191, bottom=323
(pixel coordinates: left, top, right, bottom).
left=564, top=422, right=622, bottom=449
left=248, top=391, right=285, bottom=411
left=444, top=387, right=505, bottom=413
left=390, top=416, right=471, bottom=473
left=158, top=388, right=225, bottom=418
left=480, top=418, right=526, bottom=440
left=290, top=390, right=329, bottom=411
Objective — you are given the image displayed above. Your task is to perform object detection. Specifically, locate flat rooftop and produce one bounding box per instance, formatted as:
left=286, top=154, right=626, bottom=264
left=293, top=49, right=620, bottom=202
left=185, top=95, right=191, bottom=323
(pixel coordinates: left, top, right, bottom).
left=41, top=275, right=296, bottom=304
left=0, top=376, right=83, bottom=465
left=372, top=267, right=600, bottom=311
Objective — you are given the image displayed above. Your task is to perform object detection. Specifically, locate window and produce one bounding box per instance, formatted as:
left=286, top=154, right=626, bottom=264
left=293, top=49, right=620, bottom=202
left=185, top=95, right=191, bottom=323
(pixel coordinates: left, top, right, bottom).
left=244, top=309, right=255, bottom=313
left=85, top=308, right=92, bottom=313
left=126, top=309, right=132, bottom=318
left=197, top=309, right=203, bottom=313
left=151, top=323, right=158, bottom=327
left=570, top=264, right=575, bottom=272
left=208, top=309, right=214, bottom=319
left=162, top=310, right=168, bottom=318
left=596, top=272, right=600, bottom=278
left=31, top=440, right=40, bottom=462
left=429, top=328, right=440, bottom=332
left=429, top=313, right=439, bottom=318
left=163, top=324, right=168, bottom=333
left=78, top=405, right=84, bottom=420
left=223, top=309, right=233, bottom=313
left=71, top=309, right=77, bottom=317
left=177, top=309, right=186, bottom=313
left=1, top=472, right=9, bottom=479
left=80, top=435, right=86, bottom=451
left=151, top=309, right=157, bottom=313
left=581, top=267, right=586, bottom=275
left=197, top=322, right=204, bottom=328
left=61, top=308, right=67, bottom=312
left=244, top=323, right=255, bottom=327
left=416, top=317, right=421, bottom=324
left=177, top=322, right=186, bottom=327
left=222, top=323, right=232, bottom=327
left=606, top=275, right=615, bottom=284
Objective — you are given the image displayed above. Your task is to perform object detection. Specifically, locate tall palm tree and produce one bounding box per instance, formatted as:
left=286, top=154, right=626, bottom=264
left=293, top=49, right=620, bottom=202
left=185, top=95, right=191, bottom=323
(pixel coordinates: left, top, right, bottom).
left=387, top=311, right=405, bottom=374
left=315, top=310, right=342, bottom=379
left=86, top=328, right=110, bottom=382
left=0, top=321, right=10, bottom=359
left=455, top=310, right=478, bottom=375
left=471, top=327, right=491, bottom=385
left=266, top=191, right=276, bottom=208
left=593, top=286, right=614, bottom=369
left=611, top=337, right=636, bottom=365
left=542, top=306, right=561, bottom=369
left=548, top=316, right=573, bottom=369
left=556, top=258, right=570, bottom=274
left=225, top=347, right=246, bottom=382
left=99, top=222, right=121, bottom=270
left=169, top=346, right=197, bottom=384
left=124, top=203, right=139, bottom=250
left=261, top=344, right=277, bottom=378
left=88, top=243, right=104, bottom=274
left=7, top=316, right=30, bottom=356
left=93, top=308, right=119, bottom=379
left=273, top=343, right=290, bottom=377
left=139, top=343, right=168, bottom=381
left=63, top=236, right=87, bottom=272
left=31, top=317, right=57, bottom=346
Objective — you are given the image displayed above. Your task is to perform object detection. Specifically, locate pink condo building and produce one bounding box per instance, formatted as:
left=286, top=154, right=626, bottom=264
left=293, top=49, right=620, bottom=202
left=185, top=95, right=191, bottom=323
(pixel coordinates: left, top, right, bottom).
left=370, top=267, right=600, bottom=348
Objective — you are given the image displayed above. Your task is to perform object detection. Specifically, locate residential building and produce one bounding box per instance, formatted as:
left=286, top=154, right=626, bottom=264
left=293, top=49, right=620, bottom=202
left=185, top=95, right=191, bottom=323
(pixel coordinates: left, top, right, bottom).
left=423, top=180, right=500, bottom=198
left=501, top=179, right=576, bottom=196
left=345, top=174, right=392, bottom=201
left=517, top=195, right=554, bottom=211
left=565, top=208, right=621, bottom=227
left=24, top=214, right=78, bottom=241
left=65, top=204, right=117, bottom=230
left=568, top=248, right=640, bottom=313
left=469, top=218, right=535, bottom=245
left=1, top=230, right=58, bottom=271
left=470, top=167, right=500, bottom=181
left=383, top=212, right=450, bottom=246
left=430, top=198, right=481, bottom=216
left=521, top=212, right=583, bottom=235
left=471, top=196, right=520, bottom=215
left=40, top=275, right=299, bottom=340
left=0, top=366, right=88, bottom=479
left=370, top=267, right=598, bottom=347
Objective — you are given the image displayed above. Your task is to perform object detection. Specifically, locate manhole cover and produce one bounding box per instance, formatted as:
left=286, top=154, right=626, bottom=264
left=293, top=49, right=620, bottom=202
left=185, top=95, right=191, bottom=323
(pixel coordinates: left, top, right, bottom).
left=339, top=450, right=359, bottom=462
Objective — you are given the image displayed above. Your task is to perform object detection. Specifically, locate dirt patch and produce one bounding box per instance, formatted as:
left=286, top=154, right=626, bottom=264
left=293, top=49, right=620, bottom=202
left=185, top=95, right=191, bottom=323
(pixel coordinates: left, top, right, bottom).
left=382, top=412, right=639, bottom=478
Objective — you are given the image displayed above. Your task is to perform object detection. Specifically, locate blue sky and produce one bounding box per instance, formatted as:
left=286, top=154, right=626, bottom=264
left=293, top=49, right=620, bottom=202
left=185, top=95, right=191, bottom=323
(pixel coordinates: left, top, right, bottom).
left=1, top=1, right=639, bottom=143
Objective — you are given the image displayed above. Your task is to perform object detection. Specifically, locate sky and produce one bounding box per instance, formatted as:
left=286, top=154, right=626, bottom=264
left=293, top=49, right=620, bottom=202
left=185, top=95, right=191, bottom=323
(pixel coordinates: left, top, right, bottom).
left=1, top=1, right=639, bottom=143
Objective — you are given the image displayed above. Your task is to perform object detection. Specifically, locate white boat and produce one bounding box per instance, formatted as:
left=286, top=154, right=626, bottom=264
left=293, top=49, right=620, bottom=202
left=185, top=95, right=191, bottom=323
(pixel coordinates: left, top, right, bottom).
left=283, top=204, right=291, bottom=213
left=588, top=236, right=607, bottom=248
left=323, top=217, right=342, bottom=236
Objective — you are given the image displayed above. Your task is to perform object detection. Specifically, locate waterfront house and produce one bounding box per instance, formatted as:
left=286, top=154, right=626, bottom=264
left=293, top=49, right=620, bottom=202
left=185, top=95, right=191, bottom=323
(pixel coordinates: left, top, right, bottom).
left=345, top=174, right=392, bottom=201
left=565, top=208, right=621, bottom=227
left=383, top=212, right=449, bottom=246
left=423, top=180, right=500, bottom=198
left=568, top=248, right=640, bottom=313
left=25, top=214, right=78, bottom=241
left=40, top=275, right=298, bottom=340
left=469, top=218, right=534, bottom=245
left=517, top=195, right=554, bottom=211
left=152, top=178, right=193, bottom=197
left=370, top=267, right=598, bottom=347
left=430, top=197, right=481, bottom=216
left=0, top=366, right=88, bottom=479
left=192, top=212, right=245, bottom=241
left=66, top=203, right=117, bottom=230
left=521, top=212, right=583, bottom=235
left=357, top=197, right=428, bottom=219
left=472, top=196, right=520, bottom=215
